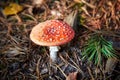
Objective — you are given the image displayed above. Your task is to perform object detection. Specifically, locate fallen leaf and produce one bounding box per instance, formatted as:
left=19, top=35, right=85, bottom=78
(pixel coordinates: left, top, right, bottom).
left=105, top=58, right=118, bottom=74
left=66, top=72, right=78, bottom=80
left=3, top=3, right=23, bottom=16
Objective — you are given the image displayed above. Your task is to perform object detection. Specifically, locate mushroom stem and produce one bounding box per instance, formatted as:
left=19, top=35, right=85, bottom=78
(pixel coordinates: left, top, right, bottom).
left=49, top=46, right=59, bottom=61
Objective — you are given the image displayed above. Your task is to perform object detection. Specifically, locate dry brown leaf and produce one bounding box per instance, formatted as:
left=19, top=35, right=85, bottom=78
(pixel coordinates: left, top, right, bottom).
left=105, top=58, right=118, bottom=74
left=66, top=72, right=78, bottom=80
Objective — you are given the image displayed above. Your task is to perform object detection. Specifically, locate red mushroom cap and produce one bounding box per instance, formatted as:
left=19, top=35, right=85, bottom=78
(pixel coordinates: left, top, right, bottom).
left=30, top=20, right=75, bottom=46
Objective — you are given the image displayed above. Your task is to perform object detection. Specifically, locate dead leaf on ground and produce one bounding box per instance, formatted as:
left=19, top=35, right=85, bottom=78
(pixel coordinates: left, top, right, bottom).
left=3, top=3, right=23, bottom=16
left=66, top=72, right=78, bottom=80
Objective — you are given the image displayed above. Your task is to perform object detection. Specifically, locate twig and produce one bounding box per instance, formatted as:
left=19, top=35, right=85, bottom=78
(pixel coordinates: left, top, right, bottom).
left=83, top=24, right=120, bottom=38
left=66, top=54, right=84, bottom=77
left=15, top=14, right=22, bottom=22
left=36, top=57, right=43, bottom=80
left=54, top=64, right=67, bottom=78
left=87, top=67, right=95, bottom=80
left=21, top=13, right=37, bottom=21
left=81, top=0, right=95, bottom=9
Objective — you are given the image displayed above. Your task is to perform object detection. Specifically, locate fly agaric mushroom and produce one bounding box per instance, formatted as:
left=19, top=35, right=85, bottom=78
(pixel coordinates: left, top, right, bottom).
left=30, top=20, right=75, bottom=61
